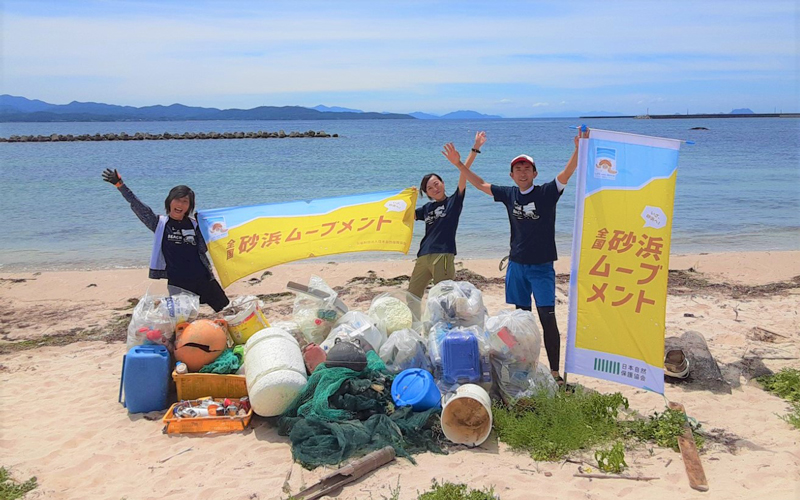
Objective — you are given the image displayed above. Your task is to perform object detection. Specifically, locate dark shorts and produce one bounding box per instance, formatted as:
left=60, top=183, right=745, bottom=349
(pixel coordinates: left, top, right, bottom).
left=168, top=278, right=230, bottom=312
left=505, top=260, right=556, bottom=308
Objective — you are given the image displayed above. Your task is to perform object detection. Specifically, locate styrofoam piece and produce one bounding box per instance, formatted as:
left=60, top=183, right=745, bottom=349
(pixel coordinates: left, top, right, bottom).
left=244, top=327, right=307, bottom=417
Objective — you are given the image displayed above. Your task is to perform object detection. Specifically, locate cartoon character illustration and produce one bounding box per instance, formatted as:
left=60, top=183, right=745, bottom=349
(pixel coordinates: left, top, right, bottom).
left=596, top=159, right=617, bottom=174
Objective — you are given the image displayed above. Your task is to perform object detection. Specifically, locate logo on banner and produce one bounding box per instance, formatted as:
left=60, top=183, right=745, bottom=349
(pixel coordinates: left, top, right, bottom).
left=206, top=216, right=229, bottom=242
left=594, top=147, right=618, bottom=180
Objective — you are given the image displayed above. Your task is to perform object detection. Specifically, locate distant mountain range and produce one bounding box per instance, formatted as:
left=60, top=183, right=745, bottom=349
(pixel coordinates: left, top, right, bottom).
left=0, top=95, right=510, bottom=122
left=0, top=95, right=412, bottom=122
left=410, top=110, right=503, bottom=120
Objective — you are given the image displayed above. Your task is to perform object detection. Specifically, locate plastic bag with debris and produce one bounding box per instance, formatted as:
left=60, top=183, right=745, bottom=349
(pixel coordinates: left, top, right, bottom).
left=126, top=290, right=200, bottom=351
left=321, top=311, right=386, bottom=353
left=271, top=320, right=306, bottom=348
left=423, top=280, right=487, bottom=329
left=291, top=276, right=344, bottom=345
left=486, top=310, right=545, bottom=400
left=378, top=328, right=432, bottom=374
left=368, top=292, right=420, bottom=336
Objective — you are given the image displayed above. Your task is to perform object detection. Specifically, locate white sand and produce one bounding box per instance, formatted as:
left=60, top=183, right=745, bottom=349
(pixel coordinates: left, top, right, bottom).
left=1, top=251, right=799, bottom=499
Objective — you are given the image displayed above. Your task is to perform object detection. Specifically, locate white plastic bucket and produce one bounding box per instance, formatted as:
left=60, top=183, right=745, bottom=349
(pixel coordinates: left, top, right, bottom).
left=244, top=327, right=307, bottom=417
left=440, top=384, right=493, bottom=446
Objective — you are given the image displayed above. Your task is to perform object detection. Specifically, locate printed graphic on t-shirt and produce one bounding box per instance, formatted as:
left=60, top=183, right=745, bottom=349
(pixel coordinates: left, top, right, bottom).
left=424, top=205, right=447, bottom=224
left=166, top=226, right=197, bottom=246
left=512, top=201, right=539, bottom=220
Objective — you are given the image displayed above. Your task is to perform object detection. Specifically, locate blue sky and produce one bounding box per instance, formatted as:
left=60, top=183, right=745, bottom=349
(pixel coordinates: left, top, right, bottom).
left=2, top=1, right=797, bottom=117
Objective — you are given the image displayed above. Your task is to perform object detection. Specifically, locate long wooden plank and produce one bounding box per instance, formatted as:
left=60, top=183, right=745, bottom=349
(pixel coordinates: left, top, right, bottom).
left=294, top=446, right=396, bottom=500
left=668, top=401, right=709, bottom=492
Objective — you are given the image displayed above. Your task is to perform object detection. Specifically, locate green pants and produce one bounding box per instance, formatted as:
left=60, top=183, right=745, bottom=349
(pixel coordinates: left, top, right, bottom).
left=408, top=253, right=455, bottom=300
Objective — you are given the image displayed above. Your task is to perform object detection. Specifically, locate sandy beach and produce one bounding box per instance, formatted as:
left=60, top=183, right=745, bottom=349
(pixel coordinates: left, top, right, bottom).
left=1, top=251, right=799, bottom=499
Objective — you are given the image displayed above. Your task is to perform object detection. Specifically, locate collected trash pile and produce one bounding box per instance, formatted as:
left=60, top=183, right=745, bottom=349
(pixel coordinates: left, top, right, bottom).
left=119, top=276, right=555, bottom=468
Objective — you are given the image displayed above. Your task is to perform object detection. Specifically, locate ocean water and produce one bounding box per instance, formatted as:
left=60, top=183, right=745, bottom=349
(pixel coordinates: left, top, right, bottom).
left=1, top=117, right=798, bottom=271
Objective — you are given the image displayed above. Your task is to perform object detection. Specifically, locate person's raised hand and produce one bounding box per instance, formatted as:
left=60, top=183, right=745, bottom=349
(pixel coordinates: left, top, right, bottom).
left=102, top=168, right=122, bottom=186
left=574, top=126, right=590, bottom=148
left=473, top=131, right=487, bottom=150
left=442, top=142, right=461, bottom=166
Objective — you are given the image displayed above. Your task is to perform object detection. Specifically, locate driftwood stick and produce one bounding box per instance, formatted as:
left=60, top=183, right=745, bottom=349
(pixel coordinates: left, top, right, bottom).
left=669, top=401, right=709, bottom=492
left=574, top=473, right=658, bottom=481
left=158, top=447, right=192, bottom=464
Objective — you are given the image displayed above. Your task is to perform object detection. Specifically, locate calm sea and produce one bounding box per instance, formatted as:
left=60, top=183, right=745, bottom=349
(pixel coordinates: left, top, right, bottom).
left=1, top=117, right=798, bottom=271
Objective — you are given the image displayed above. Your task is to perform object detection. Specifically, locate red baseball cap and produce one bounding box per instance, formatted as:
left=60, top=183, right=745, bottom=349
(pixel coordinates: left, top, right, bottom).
left=510, top=154, right=535, bottom=168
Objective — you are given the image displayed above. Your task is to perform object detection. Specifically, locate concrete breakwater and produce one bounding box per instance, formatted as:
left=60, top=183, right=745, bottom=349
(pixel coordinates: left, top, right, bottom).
left=0, top=130, right=337, bottom=143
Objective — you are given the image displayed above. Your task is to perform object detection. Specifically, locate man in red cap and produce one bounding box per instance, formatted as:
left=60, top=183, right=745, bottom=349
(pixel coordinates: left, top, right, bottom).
left=441, top=128, right=589, bottom=385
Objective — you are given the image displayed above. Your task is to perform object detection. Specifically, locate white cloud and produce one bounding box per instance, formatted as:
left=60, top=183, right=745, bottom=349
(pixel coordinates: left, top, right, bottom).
left=1, top=1, right=796, bottom=113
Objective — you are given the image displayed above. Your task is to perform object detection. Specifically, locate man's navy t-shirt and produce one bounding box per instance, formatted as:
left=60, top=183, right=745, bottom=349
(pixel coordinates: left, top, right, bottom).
left=415, top=188, right=465, bottom=257
left=491, top=180, right=562, bottom=265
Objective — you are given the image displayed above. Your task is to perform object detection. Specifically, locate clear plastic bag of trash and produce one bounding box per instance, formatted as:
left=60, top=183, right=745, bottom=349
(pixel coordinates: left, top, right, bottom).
left=423, top=280, right=487, bottom=329
left=271, top=320, right=306, bottom=349
left=321, top=311, right=386, bottom=352
left=126, top=289, right=200, bottom=350
left=485, top=310, right=542, bottom=365
left=291, top=276, right=343, bottom=345
left=486, top=310, right=545, bottom=401
left=378, top=328, right=432, bottom=374
left=491, top=354, right=557, bottom=400
left=368, top=292, right=419, bottom=336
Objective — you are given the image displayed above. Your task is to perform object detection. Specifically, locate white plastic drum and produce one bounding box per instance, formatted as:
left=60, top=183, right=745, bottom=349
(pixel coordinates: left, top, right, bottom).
left=244, top=327, right=307, bottom=417
left=440, top=384, right=493, bottom=446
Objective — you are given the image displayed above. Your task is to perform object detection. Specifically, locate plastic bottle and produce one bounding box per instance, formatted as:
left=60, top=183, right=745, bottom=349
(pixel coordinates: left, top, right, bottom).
left=175, top=362, right=188, bottom=375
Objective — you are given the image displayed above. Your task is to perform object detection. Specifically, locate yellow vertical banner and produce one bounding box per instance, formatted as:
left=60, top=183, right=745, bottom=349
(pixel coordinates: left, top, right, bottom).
left=197, top=188, right=418, bottom=287
left=566, top=130, right=681, bottom=393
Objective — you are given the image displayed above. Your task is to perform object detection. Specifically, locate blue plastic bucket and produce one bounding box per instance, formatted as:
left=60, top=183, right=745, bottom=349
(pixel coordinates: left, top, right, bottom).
left=391, top=368, right=441, bottom=411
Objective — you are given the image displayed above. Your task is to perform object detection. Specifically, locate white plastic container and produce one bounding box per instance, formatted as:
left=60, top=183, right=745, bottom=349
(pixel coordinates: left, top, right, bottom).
left=440, top=384, right=493, bottom=446
left=244, top=327, right=308, bottom=417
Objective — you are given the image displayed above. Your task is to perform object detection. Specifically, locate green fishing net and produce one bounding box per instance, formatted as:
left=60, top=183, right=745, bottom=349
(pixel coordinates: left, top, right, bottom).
left=198, top=349, right=240, bottom=374
left=278, top=351, right=445, bottom=469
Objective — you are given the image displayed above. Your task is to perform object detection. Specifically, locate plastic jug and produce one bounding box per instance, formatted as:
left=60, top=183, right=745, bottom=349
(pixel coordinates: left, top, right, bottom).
left=441, top=330, right=481, bottom=384
left=119, top=345, right=171, bottom=413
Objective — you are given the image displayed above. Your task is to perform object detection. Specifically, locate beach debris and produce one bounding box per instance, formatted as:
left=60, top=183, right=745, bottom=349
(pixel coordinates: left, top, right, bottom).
left=664, top=349, right=690, bottom=379
left=747, top=326, right=791, bottom=343
left=292, top=446, right=396, bottom=500
left=668, top=401, right=709, bottom=492
left=158, top=447, right=193, bottom=464
left=574, top=473, right=659, bottom=481
left=664, top=331, right=731, bottom=394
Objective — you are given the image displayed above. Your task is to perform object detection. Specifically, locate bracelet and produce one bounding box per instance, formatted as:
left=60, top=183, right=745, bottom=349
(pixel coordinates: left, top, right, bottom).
left=471, top=148, right=481, bottom=154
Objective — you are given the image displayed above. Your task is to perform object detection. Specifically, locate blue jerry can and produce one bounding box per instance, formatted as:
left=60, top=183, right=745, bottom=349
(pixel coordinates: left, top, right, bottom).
left=119, top=344, right=171, bottom=413
left=441, top=330, right=481, bottom=384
